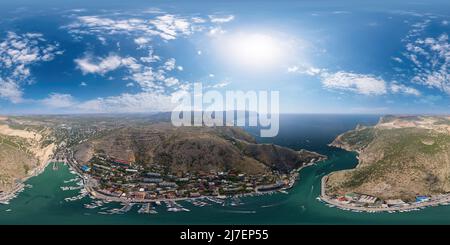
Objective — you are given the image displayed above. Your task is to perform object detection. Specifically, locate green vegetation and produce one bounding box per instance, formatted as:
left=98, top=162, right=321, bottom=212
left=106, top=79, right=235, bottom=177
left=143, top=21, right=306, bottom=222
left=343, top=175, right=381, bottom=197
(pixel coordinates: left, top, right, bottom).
left=327, top=116, right=450, bottom=201
left=341, top=128, right=450, bottom=189
left=340, top=128, right=375, bottom=150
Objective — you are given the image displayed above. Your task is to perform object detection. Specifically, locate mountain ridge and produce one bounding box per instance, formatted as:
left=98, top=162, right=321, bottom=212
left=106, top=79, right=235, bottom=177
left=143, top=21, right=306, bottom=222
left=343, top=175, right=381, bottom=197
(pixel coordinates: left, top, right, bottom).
left=326, top=115, right=450, bottom=201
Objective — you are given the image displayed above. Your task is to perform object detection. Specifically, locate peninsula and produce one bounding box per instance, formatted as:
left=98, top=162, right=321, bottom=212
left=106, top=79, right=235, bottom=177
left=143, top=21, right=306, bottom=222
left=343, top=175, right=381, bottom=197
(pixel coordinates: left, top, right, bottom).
left=0, top=114, right=326, bottom=204
left=72, top=122, right=326, bottom=202
left=0, top=117, right=55, bottom=203
left=322, top=115, right=450, bottom=212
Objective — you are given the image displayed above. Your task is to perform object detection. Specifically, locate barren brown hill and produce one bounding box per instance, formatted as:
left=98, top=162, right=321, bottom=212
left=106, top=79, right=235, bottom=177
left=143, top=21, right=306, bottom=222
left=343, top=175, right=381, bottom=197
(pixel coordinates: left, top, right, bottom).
left=0, top=122, right=55, bottom=193
left=74, top=123, right=325, bottom=175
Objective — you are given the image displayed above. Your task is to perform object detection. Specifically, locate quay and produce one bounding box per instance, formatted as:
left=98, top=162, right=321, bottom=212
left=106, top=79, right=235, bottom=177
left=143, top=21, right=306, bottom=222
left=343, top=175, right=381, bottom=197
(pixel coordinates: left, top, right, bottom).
left=320, top=175, right=450, bottom=213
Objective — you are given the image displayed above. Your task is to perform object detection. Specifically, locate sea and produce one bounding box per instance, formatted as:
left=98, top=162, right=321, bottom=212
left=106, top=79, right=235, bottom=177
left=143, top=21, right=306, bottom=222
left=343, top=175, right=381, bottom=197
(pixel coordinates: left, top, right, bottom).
left=2, top=114, right=450, bottom=224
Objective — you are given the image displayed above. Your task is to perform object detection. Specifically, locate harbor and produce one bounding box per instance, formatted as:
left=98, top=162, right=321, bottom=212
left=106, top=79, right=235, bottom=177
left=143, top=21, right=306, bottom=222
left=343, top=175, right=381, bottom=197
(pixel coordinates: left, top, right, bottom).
left=4, top=139, right=450, bottom=224
left=320, top=175, right=450, bottom=213
left=4, top=115, right=450, bottom=224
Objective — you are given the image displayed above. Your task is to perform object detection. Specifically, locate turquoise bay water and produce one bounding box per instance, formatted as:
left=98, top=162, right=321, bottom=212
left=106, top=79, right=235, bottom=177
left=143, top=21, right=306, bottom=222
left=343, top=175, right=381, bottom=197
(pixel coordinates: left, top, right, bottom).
left=2, top=114, right=450, bottom=224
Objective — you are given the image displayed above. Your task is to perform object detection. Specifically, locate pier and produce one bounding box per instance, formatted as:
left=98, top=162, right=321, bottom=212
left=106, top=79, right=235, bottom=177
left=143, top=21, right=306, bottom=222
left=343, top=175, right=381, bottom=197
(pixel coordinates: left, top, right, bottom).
left=320, top=175, right=450, bottom=213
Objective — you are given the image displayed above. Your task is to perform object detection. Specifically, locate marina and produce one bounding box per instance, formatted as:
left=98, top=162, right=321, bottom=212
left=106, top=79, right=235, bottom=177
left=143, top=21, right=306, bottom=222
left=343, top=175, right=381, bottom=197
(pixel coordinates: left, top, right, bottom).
left=4, top=115, right=450, bottom=224
left=137, top=203, right=158, bottom=214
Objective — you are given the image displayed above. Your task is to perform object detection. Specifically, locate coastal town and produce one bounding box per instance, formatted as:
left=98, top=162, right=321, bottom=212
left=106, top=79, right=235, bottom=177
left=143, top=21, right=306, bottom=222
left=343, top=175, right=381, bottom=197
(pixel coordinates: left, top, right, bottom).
left=3, top=115, right=450, bottom=215
left=74, top=153, right=298, bottom=204
left=320, top=176, right=450, bottom=213
left=0, top=115, right=321, bottom=212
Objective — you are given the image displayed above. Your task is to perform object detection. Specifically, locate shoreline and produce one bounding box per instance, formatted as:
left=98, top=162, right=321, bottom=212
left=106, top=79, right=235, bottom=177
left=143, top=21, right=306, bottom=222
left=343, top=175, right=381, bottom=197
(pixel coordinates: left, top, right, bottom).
left=319, top=175, right=450, bottom=213
left=0, top=124, right=56, bottom=204
left=72, top=158, right=322, bottom=205
left=2, top=151, right=323, bottom=206
left=82, top=170, right=299, bottom=205
left=320, top=118, right=450, bottom=213
left=322, top=141, right=450, bottom=213
left=0, top=160, right=51, bottom=204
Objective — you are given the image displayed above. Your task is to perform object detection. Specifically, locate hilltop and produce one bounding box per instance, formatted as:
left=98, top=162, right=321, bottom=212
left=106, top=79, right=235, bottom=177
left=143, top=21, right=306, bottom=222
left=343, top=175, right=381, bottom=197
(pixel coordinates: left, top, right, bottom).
left=325, top=116, right=450, bottom=202
left=74, top=123, right=325, bottom=176
left=0, top=114, right=326, bottom=201
left=0, top=118, right=55, bottom=196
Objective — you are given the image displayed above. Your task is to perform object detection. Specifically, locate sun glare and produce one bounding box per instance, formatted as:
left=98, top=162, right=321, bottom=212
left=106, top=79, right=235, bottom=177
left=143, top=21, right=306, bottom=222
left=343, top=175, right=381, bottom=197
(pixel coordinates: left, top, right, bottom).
left=219, top=32, right=285, bottom=70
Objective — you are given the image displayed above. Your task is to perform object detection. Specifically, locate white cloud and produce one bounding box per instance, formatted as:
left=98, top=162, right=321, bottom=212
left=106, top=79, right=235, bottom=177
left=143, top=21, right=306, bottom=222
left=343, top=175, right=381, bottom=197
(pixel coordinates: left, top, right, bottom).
left=0, top=78, right=23, bottom=103
left=37, top=91, right=179, bottom=113
left=127, top=67, right=158, bottom=91
left=134, top=37, right=151, bottom=47
left=163, top=58, right=176, bottom=71
left=74, top=53, right=186, bottom=93
left=76, top=92, right=175, bottom=113
left=164, top=77, right=179, bottom=86
left=41, top=93, right=76, bottom=108
left=65, top=14, right=200, bottom=42
left=58, top=11, right=241, bottom=113
left=287, top=66, right=299, bottom=73
left=403, top=19, right=431, bottom=41
left=287, top=65, right=323, bottom=76
left=191, top=17, right=206, bottom=24
left=149, top=14, right=192, bottom=40
left=322, top=71, right=387, bottom=95
left=140, top=50, right=160, bottom=63
left=126, top=66, right=182, bottom=91
left=208, top=15, right=235, bottom=23
left=404, top=31, right=449, bottom=94
left=390, top=82, right=421, bottom=96
left=69, top=16, right=148, bottom=35
left=288, top=64, right=422, bottom=98
left=74, top=53, right=184, bottom=92
left=0, top=32, right=62, bottom=103
left=332, top=11, right=350, bottom=15
left=69, top=9, right=86, bottom=13
left=391, top=57, right=403, bottom=63
left=206, top=15, right=233, bottom=39
left=304, top=67, right=323, bottom=76
left=75, top=54, right=135, bottom=75
left=97, top=36, right=107, bottom=45
left=80, top=82, right=87, bottom=86
left=212, top=81, right=230, bottom=88
left=208, top=26, right=226, bottom=36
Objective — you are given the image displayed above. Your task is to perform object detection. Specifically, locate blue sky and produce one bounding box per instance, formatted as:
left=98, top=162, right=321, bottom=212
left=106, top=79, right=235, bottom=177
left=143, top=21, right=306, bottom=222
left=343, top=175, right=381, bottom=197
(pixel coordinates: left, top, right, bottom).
left=0, top=0, right=449, bottom=114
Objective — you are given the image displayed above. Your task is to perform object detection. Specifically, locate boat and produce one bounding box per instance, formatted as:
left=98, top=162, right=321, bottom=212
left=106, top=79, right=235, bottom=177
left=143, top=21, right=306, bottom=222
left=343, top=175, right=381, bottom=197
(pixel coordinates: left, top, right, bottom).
left=206, top=197, right=224, bottom=204
left=64, top=192, right=87, bottom=202
left=138, top=203, right=158, bottom=214
left=119, top=203, right=134, bottom=213
left=192, top=200, right=209, bottom=207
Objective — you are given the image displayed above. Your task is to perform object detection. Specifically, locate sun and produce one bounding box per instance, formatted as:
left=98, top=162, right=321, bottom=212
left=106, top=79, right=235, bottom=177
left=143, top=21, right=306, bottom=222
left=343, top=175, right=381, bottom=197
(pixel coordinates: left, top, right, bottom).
left=217, top=32, right=285, bottom=70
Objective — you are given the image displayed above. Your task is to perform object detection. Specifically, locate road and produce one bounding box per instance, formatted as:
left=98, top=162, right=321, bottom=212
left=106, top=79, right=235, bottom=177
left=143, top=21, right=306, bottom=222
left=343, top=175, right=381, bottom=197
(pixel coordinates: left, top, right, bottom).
left=320, top=175, right=450, bottom=212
